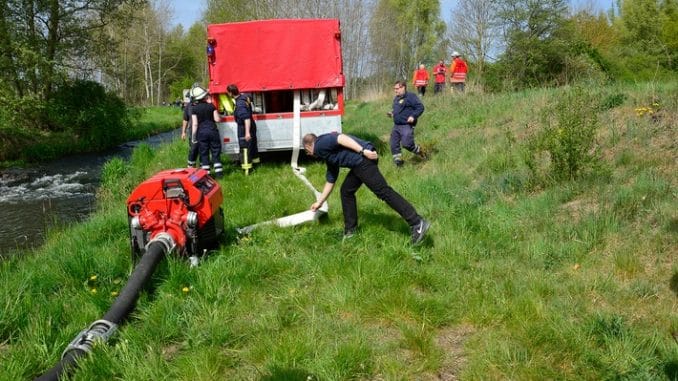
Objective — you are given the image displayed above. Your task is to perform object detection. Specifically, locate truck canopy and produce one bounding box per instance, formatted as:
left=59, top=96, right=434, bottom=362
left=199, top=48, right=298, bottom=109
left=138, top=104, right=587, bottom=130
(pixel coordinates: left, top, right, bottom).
left=207, top=19, right=345, bottom=94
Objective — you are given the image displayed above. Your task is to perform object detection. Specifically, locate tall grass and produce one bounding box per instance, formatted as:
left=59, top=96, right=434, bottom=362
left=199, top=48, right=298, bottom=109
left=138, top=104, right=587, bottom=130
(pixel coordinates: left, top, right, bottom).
left=0, top=82, right=676, bottom=380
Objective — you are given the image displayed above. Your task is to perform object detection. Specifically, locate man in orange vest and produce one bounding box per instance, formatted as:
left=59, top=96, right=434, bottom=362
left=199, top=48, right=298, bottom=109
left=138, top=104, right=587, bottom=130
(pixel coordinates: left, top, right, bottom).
left=433, top=60, right=447, bottom=94
left=449, top=51, right=468, bottom=93
left=412, top=64, right=430, bottom=96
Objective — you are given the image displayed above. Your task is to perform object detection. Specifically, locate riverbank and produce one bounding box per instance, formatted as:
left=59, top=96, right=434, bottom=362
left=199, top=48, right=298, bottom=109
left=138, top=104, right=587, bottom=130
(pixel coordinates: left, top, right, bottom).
left=2, top=82, right=677, bottom=379
left=0, top=127, right=180, bottom=255
left=0, top=106, right=181, bottom=168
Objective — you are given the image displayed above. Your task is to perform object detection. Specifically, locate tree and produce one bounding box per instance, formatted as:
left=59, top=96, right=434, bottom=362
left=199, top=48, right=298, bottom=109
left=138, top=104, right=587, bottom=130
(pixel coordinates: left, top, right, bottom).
left=447, top=0, right=500, bottom=77
left=492, top=0, right=572, bottom=89
left=369, top=0, right=446, bottom=84
left=660, top=0, right=678, bottom=70
left=0, top=0, right=141, bottom=100
left=96, top=0, right=196, bottom=105
left=614, top=0, right=678, bottom=77
left=204, top=0, right=274, bottom=23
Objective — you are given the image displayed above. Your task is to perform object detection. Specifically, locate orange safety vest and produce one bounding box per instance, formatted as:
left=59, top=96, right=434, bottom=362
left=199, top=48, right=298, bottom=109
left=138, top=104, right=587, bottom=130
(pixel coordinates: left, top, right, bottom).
left=412, top=68, right=429, bottom=87
left=450, top=58, right=468, bottom=83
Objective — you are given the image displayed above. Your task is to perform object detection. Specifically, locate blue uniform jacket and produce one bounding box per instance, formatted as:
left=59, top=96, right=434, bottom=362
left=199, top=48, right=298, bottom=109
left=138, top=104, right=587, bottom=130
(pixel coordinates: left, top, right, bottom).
left=234, top=94, right=256, bottom=135
left=313, top=133, right=374, bottom=183
left=392, top=92, right=424, bottom=126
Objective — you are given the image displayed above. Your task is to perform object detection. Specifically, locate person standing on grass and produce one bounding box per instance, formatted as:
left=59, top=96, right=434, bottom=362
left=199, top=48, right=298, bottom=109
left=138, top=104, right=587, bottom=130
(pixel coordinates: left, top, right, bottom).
left=180, top=90, right=199, bottom=168
left=449, top=51, right=468, bottom=93
left=303, top=132, right=431, bottom=245
left=412, top=64, right=430, bottom=97
left=190, top=85, right=224, bottom=178
left=228, top=84, right=260, bottom=174
left=433, top=60, right=447, bottom=94
left=387, top=80, right=427, bottom=167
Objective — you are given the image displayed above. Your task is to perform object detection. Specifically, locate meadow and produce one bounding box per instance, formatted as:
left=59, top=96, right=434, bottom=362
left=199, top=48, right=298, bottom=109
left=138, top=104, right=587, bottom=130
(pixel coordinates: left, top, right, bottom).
left=1, top=81, right=676, bottom=380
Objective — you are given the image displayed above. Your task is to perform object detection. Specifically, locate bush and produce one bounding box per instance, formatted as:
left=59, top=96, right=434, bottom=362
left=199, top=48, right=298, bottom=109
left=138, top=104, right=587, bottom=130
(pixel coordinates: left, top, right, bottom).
left=0, top=89, right=45, bottom=131
left=45, top=80, right=131, bottom=151
left=524, top=86, right=602, bottom=184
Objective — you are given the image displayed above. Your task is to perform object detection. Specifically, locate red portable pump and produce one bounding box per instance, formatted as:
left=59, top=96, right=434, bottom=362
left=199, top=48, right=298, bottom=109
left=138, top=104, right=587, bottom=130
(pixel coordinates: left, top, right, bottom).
left=36, top=168, right=225, bottom=381
left=126, top=168, right=224, bottom=258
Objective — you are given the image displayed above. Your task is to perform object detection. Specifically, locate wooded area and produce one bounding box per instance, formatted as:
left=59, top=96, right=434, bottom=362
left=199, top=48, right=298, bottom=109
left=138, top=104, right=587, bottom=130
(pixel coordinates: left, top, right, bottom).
left=0, top=0, right=676, bottom=157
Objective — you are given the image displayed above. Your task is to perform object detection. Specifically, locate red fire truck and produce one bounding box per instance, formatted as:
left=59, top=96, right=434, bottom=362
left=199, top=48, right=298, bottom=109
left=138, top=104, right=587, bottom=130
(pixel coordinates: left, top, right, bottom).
left=206, top=19, right=345, bottom=156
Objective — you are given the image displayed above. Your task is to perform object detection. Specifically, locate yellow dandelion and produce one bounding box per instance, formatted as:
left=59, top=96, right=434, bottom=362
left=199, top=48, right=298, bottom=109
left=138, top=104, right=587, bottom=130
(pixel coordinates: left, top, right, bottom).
left=90, top=288, right=97, bottom=294
left=111, top=291, right=119, bottom=297
left=182, top=287, right=190, bottom=293
left=90, top=275, right=97, bottom=281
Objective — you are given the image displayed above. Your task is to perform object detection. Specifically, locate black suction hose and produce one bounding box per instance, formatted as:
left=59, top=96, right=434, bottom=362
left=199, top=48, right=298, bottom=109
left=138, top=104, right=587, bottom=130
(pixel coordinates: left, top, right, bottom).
left=35, top=236, right=172, bottom=381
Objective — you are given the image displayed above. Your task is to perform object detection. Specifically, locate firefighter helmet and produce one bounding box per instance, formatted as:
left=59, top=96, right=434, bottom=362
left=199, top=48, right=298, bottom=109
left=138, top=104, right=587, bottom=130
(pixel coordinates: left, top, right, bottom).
left=190, top=86, right=208, bottom=101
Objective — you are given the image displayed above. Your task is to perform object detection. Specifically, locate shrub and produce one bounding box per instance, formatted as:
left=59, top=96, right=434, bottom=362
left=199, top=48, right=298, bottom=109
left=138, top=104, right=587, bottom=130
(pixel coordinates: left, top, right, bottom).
left=0, top=89, right=45, bottom=131
left=524, top=86, right=602, bottom=184
left=600, top=92, right=627, bottom=110
left=45, top=80, right=131, bottom=151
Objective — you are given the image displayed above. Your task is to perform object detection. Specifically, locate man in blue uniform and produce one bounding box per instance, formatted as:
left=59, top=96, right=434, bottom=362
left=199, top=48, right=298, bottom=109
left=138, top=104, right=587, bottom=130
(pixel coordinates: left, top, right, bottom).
left=302, top=132, right=431, bottom=245
left=190, top=86, right=223, bottom=178
left=388, top=80, right=426, bottom=167
left=227, top=84, right=259, bottom=174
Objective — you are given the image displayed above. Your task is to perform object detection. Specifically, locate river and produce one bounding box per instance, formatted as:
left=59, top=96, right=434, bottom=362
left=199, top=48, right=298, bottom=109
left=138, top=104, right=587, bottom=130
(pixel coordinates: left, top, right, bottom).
left=0, top=129, right=180, bottom=256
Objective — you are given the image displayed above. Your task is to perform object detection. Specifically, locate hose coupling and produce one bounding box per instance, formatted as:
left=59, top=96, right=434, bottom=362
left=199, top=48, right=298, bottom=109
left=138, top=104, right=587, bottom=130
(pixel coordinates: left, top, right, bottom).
left=61, top=319, right=118, bottom=359
left=186, top=211, right=198, bottom=228
left=147, top=232, right=176, bottom=254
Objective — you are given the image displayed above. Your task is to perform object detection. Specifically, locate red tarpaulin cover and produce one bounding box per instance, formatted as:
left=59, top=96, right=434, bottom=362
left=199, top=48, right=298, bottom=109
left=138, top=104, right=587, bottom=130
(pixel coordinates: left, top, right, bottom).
left=207, top=19, right=345, bottom=94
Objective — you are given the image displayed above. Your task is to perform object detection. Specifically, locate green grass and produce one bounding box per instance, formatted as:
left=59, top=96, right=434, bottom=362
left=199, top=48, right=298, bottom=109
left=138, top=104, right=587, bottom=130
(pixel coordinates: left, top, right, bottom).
left=1, top=82, right=677, bottom=380
left=126, top=106, right=183, bottom=141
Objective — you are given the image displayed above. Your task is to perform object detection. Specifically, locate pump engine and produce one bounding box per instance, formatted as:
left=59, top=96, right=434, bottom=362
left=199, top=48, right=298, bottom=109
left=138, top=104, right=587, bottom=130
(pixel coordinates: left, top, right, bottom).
left=126, top=168, right=224, bottom=258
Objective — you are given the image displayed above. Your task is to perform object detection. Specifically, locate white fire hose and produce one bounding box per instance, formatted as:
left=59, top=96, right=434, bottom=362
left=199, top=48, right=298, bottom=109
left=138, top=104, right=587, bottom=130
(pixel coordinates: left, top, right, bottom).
left=236, top=91, right=327, bottom=235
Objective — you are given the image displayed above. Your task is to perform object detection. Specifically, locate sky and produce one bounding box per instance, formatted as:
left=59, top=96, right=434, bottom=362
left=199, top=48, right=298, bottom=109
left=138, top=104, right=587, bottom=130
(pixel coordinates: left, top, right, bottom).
left=170, top=0, right=204, bottom=30
left=168, top=0, right=610, bottom=30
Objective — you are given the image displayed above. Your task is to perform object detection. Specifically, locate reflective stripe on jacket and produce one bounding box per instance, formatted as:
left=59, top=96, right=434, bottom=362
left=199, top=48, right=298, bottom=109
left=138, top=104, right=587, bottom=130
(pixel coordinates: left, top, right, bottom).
left=412, top=69, right=429, bottom=87
left=450, top=58, right=468, bottom=83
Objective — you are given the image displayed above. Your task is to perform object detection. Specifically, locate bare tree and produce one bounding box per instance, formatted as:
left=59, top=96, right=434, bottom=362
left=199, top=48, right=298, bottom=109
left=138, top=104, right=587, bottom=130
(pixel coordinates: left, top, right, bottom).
left=447, top=0, right=500, bottom=76
left=338, top=0, right=373, bottom=99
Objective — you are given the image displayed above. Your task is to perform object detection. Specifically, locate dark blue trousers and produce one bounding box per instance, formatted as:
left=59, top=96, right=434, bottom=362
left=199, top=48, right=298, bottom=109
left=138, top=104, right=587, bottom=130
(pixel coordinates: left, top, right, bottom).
left=197, top=127, right=222, bottom=175
left=340, top=158, right=420, bottom=231
left=390, top=124, right=417, bottom=156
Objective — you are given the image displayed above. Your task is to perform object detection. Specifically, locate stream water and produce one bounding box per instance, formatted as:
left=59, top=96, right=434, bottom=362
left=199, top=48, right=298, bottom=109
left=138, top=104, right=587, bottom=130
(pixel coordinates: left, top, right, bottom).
left=0, top=129, right=180, bottom=256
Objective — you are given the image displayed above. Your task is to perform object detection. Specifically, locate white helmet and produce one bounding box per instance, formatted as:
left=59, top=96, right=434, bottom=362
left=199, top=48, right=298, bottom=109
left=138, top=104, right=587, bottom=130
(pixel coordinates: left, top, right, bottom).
left=190, top=86, right=208, bottom=101
left=452, top=51, right=460, bottom=57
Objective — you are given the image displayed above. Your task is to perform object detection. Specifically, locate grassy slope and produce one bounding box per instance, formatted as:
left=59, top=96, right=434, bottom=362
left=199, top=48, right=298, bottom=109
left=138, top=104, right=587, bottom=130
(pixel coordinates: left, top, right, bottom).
left=0, top=83, right=676, bottom=380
